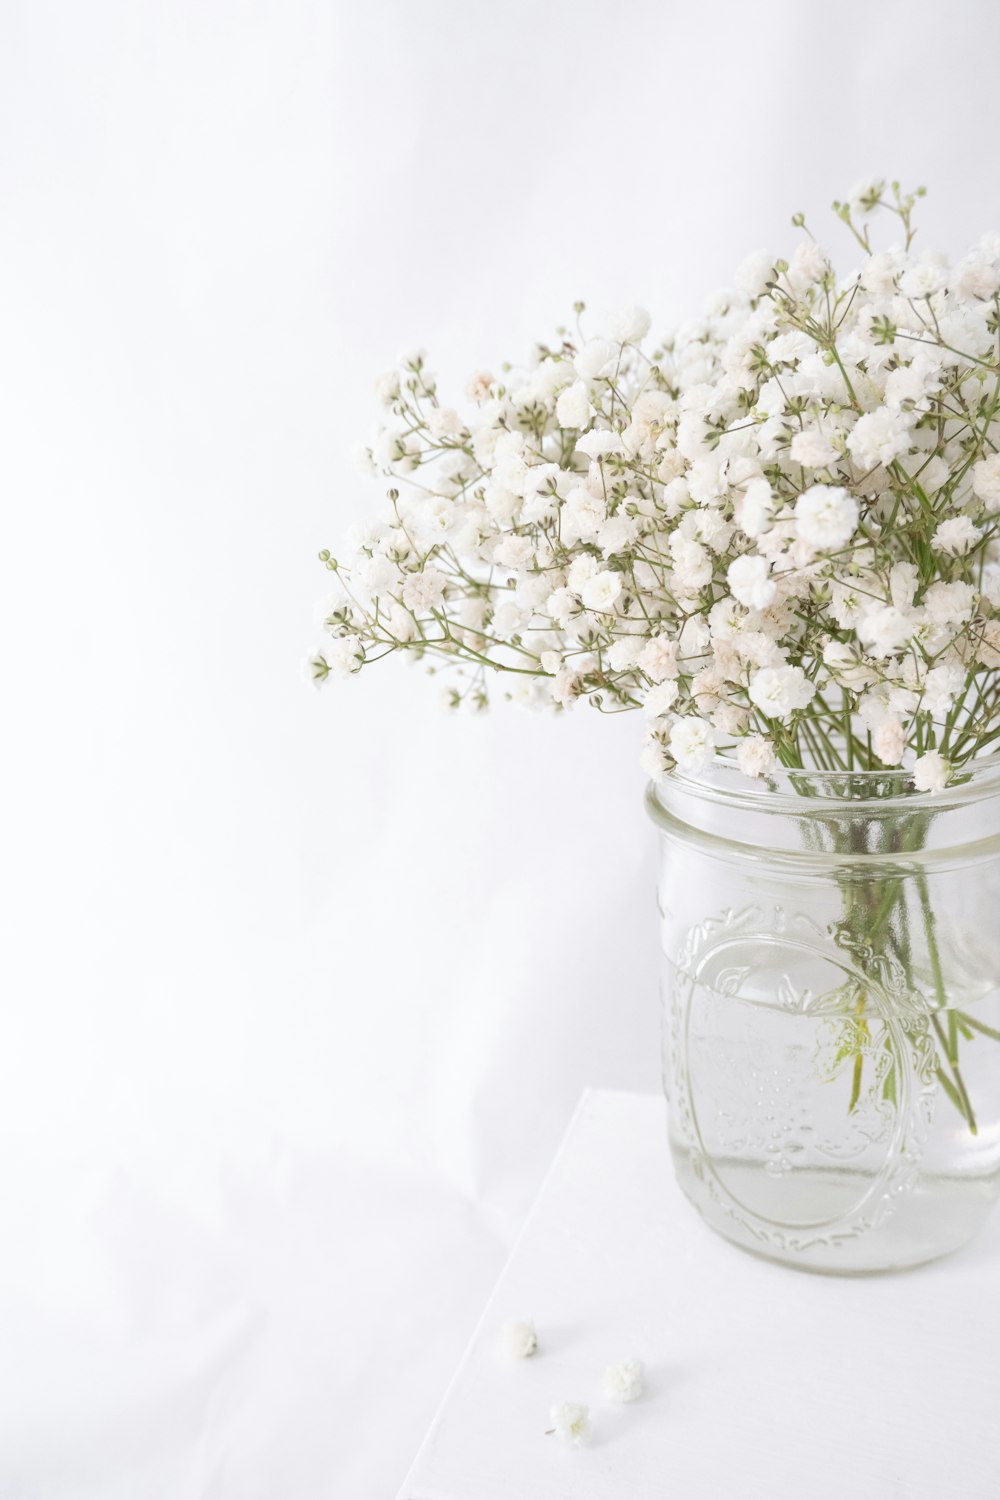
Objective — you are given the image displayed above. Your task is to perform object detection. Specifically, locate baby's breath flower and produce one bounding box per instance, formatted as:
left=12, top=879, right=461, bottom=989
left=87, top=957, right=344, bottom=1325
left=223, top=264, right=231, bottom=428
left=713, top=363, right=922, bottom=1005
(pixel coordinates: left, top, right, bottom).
left=749, top=665, right=816, bottom=721
left=574, top=339, right=616, bottom=379
left=499, top=1320, right=538, bottom=1358
left=556, top=380, right=592, bottom=430
left=401, top=568, right=446, bottom=612
left=734, top=249, right=774, bottom=300
left=873, top=716, right=906, bottom=766
left=603, top=1359, right=645, bottom=1403
left=972, top=455, right=1000, bottom=513
left=790, top=429, right=840, bottom=469
left=610, top=305, right=652, bottom=343
left=643, top=680, right=680, bottom=719
left=727, top=554, right=775, bottom=610
left=580, top=570, right=623, bottom=614
left=923, top=662, right=965, bottom=716
left=914, top=749, right=951, bottom=793
left=374, top=370, right=400, bottom=406
left=637, top=635, right=679, bottom=683
left=670, top=717, right=716, bottom=769
left=325, top=635, right=364, bottom=676
left=465, top=371, right=494, bottom=401
left=933, top=517, right=981, bottom=555
left=316, top=179, right=1000, bottom=790
left=975, top=620, right=1000, bottom=669
left=548, top=1402, right=591, bottom=1447
left=847, top=407, right=912, bottom=470
left=794, top=485, right=859, bottom=551
left=737, top=734, right=777, bottom=779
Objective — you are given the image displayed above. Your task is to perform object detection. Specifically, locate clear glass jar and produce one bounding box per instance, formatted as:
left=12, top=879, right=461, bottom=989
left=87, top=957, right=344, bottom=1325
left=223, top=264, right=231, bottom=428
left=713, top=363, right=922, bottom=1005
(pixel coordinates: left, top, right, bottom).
left=649, top=754, right=1000, bottom=1274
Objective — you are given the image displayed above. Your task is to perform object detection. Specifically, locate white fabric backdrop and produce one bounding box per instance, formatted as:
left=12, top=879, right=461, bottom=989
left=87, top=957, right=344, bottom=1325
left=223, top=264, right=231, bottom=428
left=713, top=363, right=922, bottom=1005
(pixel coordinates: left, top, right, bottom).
left=2, top=1, right=998, bottom=1493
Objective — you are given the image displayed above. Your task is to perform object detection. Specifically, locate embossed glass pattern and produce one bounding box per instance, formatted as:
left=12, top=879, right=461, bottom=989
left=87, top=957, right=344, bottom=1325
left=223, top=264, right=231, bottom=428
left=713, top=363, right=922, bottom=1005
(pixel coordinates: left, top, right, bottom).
left=649, top=756, right=1000, bottom=1273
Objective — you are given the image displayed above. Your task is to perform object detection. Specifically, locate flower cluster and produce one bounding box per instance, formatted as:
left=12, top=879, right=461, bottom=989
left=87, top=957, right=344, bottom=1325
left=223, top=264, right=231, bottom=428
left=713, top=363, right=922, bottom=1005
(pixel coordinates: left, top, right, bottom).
left=548, top=1401, right=591, bottom=1447
left=499, top=1319, right=538, bottom=1358
left=603, top=1358, right=645, bottom=1403
left=314, top=179, right=1000, bottom=787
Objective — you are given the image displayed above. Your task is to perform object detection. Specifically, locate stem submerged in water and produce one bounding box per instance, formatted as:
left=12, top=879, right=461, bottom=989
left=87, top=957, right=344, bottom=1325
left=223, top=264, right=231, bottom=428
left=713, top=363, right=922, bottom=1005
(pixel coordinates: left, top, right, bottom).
left=917, top=870, right=978, bottom=1136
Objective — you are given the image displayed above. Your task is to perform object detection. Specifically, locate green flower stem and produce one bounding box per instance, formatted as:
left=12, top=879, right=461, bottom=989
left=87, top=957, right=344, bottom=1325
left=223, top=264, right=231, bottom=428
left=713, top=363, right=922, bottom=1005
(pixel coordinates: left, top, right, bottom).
left=957, top=1011, right=1000, bottom=1044
left=917, top=868, right=978, bottom=1135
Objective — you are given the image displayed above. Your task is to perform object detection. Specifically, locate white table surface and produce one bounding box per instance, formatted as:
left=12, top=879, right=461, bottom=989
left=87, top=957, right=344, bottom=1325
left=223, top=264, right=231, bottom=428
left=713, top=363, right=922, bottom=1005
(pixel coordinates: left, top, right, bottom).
left=399, top=1089, right=1000, bottom=1500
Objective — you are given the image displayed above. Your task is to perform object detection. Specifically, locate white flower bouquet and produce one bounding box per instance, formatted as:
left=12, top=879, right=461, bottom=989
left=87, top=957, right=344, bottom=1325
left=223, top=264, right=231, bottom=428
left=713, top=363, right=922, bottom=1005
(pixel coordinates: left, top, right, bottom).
left=314, top=178, right=1000, bottom=796
left=315, top=179, right=1000, bottom=1239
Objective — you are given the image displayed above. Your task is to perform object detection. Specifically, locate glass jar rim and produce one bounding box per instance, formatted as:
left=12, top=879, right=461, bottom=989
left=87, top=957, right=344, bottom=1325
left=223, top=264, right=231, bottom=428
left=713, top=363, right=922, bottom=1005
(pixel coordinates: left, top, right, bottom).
left=648, top=746, right=1000, bottom=820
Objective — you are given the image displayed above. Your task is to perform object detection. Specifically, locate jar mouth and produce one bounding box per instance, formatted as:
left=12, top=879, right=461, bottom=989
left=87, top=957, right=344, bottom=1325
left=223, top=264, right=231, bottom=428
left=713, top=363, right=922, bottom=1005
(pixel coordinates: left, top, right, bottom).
left=649, top=746, right=1000, bottom=820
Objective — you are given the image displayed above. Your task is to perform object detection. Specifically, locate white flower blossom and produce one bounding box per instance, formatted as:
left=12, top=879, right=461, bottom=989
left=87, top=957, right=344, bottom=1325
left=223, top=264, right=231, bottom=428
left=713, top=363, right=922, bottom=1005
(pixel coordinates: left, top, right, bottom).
left=640, top=737, right=671, bottom=779
left=884, top=357, right=940, bottom=411
left=576, top=428, right=623, bottom=459
left=899, top=252, right=949, bottom=300
left=550, top=665, right=585, bottom=707
left=972, top=454, right=1000, bottom=513
left=788, top=240, right=830, bottom=290
left=354, top=554, right=399, bottom=595
left=563, top=487, right=606, bottom=543
left=374, top=370, right=400, bottom=405
left=890, top=562, right=919, bottom=609
left=794, top=485, right=859, bottom=551
left=603, top=1360, right=645, bottom=1403
left=858, top=680, right=918, bottom=730
left=665, top=716, right=715, bottom=771
left=847, top=407, right=912, bottom=470
left=923, top=581, right=975, bottom=625
left=548, top=1403, right=591, bottom=1447
left=933, top=517, right=982, bottom=555
left=748, top=665, right=816, bottom=721
left=857, top=604, right=914, bottom=659
left=580, top=570, right=623, bottom=614
left=574, top=339, right=616, bottom=379
left=847, top=176, right=885, bottom=221
left=611, top=306, right=652, bottom=343
left=913, top=749, right=951, bottom=793
left=923, top=662, right=965, bottom=716
left=736, top=734, right=777, bottom=779
left=318, top=180, right=1000, bottom=791
left=822, top=639, right=873, bottom=691
left=325, top=634, right=364, bottom=675
left=670, top=536, right=713, bottom=592
left=873, top=715, right=906, bottom=766
left=556, top=380, right=593, bottom=430
left=374, top=427, right=420, bottom=472
left=493, top=534, right=535, bottom=571
left=465, top=370, right=494, bottom=401
left=954, top=254, right=1000, bottom=302
left=714, top=702, right=749, bottom=736
left=607, top=637, right=644, bottom=671
left=734, top=249, right=774, bottom=300
left=739, top=479, right=775, bottom=538
left=401, top=568, right=447, bottom=612
left=790, top=429, right=840, bottom=468
left=638, top=635, right=679, bottom=683
left=492, top=600, right=531, bottom=639
left=545, top=587, right=578, bottom=628
left=598, top=514, right=639, bottom=556
left=500, top=1320, right=538, bottom=1358
left=643, top=680, right=680, bottom=719
left=975, top=618, right=1000, bottom=667
left=727, top=554, right=776, bottom=610
left=427, top=406, right=462, bottom=438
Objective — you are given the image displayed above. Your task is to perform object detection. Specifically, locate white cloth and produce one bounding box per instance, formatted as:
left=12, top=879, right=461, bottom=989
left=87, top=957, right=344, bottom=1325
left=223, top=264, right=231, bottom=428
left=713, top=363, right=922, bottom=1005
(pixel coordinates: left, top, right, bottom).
left=403, top=1091, right=1000, bottom=1500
